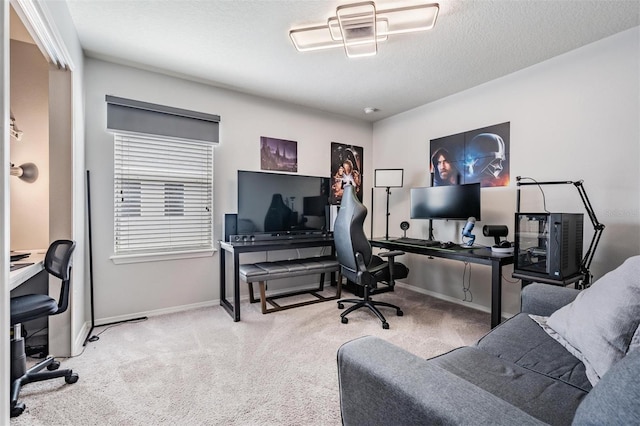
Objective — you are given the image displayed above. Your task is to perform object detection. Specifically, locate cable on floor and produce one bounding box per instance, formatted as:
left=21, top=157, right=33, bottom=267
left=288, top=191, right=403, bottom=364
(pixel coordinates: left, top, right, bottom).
left=462, top=261, right=473, bottom=302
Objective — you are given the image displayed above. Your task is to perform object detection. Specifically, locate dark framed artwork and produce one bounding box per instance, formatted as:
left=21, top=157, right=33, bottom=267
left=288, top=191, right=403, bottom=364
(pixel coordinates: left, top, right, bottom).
left=330, top=142, right=363, bottom=204
left=260, top=136, right=298, bottom=172
left=430, top=122, right=510, bottom=187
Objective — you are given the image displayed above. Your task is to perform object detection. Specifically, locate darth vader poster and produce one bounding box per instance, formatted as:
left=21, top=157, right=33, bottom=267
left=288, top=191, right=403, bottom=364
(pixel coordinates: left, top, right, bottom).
left=430, top=122, right=510, bottom=187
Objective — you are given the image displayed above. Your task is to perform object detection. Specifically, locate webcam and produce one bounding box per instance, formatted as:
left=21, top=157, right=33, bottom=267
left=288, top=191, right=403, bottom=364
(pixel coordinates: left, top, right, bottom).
left=482, top=225, right=513, bottom=253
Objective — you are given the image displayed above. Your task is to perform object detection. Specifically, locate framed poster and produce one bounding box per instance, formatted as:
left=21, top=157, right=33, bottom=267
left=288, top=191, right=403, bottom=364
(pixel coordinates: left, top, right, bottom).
left=260, top=136, right=298, bottom=172
left=330, top=142, right=363, bottom=204
left=430, top=122, right=510, bottom=187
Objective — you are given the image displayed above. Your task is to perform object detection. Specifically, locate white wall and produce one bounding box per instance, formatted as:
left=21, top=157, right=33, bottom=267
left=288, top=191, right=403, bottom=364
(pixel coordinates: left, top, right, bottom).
left=372, top=27, right=640, bottom=316
left=84, top=59, right=372, bottom=322
left=85, top=27, right=640, bottom=323
left=9, top=39, right=49, bottom=250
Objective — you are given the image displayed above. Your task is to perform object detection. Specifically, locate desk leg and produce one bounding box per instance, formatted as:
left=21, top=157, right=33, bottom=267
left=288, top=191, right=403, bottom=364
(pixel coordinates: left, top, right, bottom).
left=219, top=249, right=241, bottom=322
left=233, top=253, right=241, bottom=321
left=490, top=262, right=502, bottom=328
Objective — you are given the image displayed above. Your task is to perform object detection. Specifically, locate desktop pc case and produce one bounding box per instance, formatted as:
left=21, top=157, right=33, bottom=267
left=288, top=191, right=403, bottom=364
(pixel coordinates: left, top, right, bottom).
left=514, top=213, right=584, bottom=280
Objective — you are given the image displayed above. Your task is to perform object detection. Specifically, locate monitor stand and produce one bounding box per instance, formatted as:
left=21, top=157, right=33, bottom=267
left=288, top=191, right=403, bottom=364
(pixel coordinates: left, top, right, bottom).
left=428, top=219, right=436, bottom=241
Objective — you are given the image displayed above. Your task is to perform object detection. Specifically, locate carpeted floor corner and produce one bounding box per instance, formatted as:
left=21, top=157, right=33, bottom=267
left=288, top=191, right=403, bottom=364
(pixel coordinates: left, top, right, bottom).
left=10, top=287, right=490, bottom=425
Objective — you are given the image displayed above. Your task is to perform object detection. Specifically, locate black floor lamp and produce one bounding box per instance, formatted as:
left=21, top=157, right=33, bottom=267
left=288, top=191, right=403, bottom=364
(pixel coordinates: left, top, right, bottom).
left=373, top=169, right=404, bottom=240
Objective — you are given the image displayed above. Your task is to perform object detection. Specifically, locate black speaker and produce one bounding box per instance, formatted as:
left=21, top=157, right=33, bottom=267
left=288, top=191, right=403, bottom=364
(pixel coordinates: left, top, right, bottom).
left=224, top=214, right=237, bottom=242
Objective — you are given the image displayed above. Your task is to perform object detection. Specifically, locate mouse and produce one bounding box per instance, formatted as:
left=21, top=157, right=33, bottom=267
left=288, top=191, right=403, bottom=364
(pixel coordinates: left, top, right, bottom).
left=440, top=241, right=455, bottom=249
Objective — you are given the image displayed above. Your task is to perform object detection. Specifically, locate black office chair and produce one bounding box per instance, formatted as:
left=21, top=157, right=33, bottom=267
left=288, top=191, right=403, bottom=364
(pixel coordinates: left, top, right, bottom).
left=10, top=239, right=78, bottom=417
left=334, top=185, right=409, bottom=329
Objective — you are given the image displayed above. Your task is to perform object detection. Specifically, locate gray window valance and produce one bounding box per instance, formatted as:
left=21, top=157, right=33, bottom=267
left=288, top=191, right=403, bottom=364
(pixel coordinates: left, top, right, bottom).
left=106, top=95, right=220, bottom=144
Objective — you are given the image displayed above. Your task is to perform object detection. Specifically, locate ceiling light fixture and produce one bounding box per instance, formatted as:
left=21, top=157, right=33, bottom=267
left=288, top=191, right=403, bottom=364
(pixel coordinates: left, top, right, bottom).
left=289, top=1, right=439, bottom=58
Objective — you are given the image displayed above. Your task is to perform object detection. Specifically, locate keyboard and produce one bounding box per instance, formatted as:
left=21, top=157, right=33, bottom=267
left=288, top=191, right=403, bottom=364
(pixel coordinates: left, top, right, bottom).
left=10, top=252, right=30, bottom=262
left=10, top=263, right=33, bottom=272
left=391, top=237, right=440, bottom=247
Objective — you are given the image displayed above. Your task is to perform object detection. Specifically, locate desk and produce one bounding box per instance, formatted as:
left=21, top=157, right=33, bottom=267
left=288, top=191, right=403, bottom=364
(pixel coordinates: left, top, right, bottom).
left=370, top=238, right=514, bottom=328
left=219, top=237, right=335, bottom=321
left=10, top=251, right=48, bottom=354
left=10, top=252, right=45, bottom=291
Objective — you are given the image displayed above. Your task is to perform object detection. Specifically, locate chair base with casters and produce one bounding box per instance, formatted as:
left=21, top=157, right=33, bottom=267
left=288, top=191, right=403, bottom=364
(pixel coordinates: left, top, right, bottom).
left=10, top=239, right=78, bottom=417
left=336, top=250, right=408, bottom=329
left=10, top=323, right=79, bottom=417
left=337, top=282, right=403, bottom=329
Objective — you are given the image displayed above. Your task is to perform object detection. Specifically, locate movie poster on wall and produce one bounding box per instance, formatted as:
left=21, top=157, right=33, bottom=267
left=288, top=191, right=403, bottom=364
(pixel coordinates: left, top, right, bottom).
left=260, top=136, right=298, bottom=172
left=330, top=142, right=363, bottom=204
left=430, top=122, right=510, bottom=187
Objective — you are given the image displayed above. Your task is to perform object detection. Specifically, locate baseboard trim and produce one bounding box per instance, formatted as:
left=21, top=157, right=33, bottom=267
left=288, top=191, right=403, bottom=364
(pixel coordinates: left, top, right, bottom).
left=72, top=321, right=91, bottom=356
left=73, top=282, right=513, bottom=344
left=95, top=299, right=220, bottom=327
left=394, top=282, right=516, bottom=320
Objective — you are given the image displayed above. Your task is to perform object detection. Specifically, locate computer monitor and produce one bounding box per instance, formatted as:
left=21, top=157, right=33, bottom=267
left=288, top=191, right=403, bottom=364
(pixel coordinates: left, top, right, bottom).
left=410, top=183, right=481, bottom=221
left=237, top=170, right=330, bottom=235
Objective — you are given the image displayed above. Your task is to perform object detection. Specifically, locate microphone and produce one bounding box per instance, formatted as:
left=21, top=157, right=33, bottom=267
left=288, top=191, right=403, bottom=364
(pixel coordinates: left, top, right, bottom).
left=461, top=217, right=476, bottom=247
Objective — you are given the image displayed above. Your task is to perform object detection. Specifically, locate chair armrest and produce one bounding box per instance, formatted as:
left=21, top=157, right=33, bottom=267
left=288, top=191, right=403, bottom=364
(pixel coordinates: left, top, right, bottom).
left=376, top=250, right=405, bottom=284
left=337, top=336, right=545, bottom=426
left=378, top=250, right=405, bottom=258
left=520, top=283, right=580, bottom=316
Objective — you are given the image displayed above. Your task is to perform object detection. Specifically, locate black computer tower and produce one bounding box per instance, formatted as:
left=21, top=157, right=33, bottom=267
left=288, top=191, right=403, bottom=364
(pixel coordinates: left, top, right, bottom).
left=514, top=212, right=584, bottom=280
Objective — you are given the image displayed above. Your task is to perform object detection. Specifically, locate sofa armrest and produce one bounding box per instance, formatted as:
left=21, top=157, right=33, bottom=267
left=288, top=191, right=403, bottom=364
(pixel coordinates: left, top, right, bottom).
left=337, top=336, right=545, bottom=426
left=521, top=283, right=581, bottom=316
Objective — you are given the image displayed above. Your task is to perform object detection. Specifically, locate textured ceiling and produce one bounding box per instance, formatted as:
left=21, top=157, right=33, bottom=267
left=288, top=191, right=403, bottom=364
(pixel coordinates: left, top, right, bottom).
left=65, top=0, right=639, bottom=122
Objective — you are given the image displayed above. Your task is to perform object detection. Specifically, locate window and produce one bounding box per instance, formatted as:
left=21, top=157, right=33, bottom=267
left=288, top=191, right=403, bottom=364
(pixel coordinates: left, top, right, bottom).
left=105, top=95, right=220, bottom=262
left=113, top=133, right=213, bottom=258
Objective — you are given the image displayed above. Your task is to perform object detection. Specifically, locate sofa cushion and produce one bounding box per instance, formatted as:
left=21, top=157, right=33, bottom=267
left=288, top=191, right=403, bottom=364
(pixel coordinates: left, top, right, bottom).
left=338, top=336, right=547, bottom=425
left=544, top=256, right=640, bottom=386
left=476, top=313, right=591, bottom=391
left=431, top=346, right=588, bottom=425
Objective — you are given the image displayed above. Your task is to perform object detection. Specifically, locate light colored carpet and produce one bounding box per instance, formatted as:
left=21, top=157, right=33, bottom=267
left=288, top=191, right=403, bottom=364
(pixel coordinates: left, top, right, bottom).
left=10, top=286, right=490, bottom=425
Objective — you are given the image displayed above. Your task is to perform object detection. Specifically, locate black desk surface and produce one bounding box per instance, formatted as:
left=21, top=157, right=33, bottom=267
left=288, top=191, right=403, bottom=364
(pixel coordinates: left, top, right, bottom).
left=371, top=237, right=514, bottom=329
left=219, top=236, right=334, bottom=253
left=370, top=237, right=514, bottom=266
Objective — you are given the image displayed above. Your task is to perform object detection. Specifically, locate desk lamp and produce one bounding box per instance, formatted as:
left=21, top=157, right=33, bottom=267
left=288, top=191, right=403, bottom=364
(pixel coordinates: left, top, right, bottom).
left=373, top=169, right=404, bottom=240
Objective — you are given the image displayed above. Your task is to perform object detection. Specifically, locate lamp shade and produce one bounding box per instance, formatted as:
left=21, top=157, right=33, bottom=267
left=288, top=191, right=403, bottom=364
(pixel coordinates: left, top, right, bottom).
left=374, top=169, right=403, bottom=188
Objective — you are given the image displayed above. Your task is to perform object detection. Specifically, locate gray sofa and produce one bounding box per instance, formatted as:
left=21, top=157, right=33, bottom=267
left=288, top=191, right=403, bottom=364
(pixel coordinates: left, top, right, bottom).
left=337, top=280, right=640, bottom=425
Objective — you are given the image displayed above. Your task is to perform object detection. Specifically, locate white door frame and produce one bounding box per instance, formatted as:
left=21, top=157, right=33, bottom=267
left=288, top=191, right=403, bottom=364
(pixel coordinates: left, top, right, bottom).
left=2, top=0, right=75, bottom=420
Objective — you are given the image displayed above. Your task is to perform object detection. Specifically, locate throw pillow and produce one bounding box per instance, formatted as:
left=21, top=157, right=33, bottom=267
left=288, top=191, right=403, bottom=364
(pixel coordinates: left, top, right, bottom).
left=537, top=256, right=640, bottom=386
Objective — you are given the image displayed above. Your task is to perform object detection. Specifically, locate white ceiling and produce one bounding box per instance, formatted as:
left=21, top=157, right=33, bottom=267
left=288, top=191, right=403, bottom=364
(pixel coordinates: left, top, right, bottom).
left=65, top=0, right=639, bottom=122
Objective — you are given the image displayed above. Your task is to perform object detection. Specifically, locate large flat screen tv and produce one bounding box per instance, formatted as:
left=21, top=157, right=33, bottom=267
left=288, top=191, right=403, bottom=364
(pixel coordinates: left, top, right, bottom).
left=237, top=170, right=330, bottom=235
left=410, top=183, right=481, bottom=221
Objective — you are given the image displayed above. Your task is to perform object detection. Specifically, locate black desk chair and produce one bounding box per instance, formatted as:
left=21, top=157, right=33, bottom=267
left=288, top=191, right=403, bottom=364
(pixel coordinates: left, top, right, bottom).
left=334, top=185, right=409, bottom=329
left=10, top=240, right=78, bottom=417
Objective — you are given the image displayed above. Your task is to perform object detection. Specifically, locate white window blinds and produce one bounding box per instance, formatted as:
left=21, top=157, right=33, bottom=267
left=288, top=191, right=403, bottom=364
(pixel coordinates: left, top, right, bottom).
left=114, top=133, right=214, bottom=255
